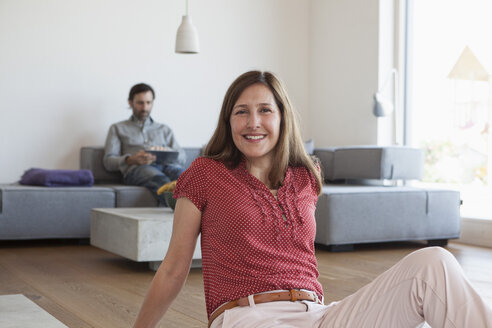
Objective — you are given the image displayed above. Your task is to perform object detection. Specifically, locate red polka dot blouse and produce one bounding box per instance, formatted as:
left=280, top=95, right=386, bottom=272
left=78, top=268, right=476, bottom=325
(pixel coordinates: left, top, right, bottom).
left=173, top=157, right=324, bottom=318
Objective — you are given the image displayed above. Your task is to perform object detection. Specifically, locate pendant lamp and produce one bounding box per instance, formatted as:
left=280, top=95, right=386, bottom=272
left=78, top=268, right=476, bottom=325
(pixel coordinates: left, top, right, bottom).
left=175, top=0, right=199, bottom=54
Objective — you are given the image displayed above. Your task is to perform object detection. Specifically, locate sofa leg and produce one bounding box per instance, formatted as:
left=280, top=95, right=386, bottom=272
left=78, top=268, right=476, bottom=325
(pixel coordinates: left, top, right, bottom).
left=329, top=244, right=354, bottom=252
left=427, top=239, right=448, bottom=247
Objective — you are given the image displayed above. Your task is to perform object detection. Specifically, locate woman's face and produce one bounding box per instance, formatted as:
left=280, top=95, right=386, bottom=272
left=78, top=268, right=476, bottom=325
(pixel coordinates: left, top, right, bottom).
left=230, top=83, right=281, bottom=165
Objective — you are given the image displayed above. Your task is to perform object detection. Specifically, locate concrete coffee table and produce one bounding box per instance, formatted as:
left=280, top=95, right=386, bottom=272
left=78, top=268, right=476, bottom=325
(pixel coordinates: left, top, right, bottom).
left=90, top=208, right=201, bottom=271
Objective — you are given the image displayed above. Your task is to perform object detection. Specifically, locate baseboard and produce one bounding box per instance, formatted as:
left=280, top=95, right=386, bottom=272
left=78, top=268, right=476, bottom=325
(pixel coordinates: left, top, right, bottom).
left=456, top=217, right=492, bottom=248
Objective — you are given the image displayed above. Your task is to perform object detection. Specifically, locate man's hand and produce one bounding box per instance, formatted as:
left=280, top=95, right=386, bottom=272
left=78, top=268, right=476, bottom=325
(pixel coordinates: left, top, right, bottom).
left=125, top=150, right=156, bottom=166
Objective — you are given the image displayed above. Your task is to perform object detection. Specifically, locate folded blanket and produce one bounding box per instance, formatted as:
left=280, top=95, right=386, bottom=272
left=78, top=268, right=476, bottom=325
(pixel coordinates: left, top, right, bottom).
left=20, top=168, right=94, bottom=187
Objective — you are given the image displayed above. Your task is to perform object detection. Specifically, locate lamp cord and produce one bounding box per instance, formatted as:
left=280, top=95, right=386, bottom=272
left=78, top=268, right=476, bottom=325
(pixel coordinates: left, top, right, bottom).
left=186, top=0, right=189, bottom=15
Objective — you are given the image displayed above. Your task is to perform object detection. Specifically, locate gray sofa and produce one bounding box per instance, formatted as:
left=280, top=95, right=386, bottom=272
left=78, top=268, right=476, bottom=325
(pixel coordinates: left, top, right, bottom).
left=0, top=146, right=460, bottom=248
left=313, top=146, right=461, bottom=250
left=0, top=147, right=201, bottom=240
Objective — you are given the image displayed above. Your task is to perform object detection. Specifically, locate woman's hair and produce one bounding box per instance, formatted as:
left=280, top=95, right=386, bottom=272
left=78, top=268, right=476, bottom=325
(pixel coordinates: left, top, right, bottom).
left=204, top=71, right=323, bottom=194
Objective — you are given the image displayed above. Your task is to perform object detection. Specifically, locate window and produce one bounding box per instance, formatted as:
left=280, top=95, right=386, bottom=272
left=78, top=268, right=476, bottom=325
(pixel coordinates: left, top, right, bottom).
left=406, top=0, right=492, bottom=220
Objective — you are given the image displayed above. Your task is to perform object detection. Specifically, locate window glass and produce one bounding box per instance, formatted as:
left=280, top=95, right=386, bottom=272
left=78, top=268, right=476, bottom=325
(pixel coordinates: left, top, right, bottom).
left=409, top=0, right=492, bottom=219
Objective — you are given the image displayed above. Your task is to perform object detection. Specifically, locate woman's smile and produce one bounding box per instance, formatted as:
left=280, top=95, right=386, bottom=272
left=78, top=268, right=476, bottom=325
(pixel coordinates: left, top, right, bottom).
left=243, top=134, right=267, bottom=141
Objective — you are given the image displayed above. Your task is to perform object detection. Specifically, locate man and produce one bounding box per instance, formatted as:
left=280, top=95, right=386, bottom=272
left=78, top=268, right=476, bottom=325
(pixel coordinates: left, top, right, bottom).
left=103, top=83, right=186, bottom=205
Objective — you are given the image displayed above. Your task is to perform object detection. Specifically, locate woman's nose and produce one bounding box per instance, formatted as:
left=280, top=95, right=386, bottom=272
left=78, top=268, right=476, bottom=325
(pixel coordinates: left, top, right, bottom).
left=247, top=113, right=260, bottom=128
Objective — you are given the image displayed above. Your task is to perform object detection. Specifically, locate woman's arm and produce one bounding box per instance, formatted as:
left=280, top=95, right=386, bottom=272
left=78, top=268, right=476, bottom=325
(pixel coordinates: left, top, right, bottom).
left=133, top=197, right=202, bottom=328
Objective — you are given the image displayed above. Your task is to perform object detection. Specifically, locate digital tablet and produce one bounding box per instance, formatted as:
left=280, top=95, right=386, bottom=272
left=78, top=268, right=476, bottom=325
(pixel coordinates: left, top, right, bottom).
left=147, top=150, right=179, bottom=164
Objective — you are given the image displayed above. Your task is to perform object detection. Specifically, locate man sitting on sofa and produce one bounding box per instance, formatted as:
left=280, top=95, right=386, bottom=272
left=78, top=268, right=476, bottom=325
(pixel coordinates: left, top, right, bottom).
left=103, top=83, right=186, bottom=205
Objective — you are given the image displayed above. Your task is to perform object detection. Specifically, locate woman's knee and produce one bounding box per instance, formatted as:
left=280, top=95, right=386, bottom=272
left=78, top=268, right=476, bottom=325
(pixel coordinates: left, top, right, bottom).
left=405, top=247, right=458, bottom=271
left=424, top=246, right=455, bottom=260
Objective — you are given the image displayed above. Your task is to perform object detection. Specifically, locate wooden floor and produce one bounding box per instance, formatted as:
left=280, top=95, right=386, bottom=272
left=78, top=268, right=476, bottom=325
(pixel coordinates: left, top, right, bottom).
left=0, top=240, right=491, bottom=327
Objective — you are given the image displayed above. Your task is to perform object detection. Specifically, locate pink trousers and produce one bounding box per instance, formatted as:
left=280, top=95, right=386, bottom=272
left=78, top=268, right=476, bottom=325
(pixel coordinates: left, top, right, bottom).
left=210, top=247, right=492, bottom=328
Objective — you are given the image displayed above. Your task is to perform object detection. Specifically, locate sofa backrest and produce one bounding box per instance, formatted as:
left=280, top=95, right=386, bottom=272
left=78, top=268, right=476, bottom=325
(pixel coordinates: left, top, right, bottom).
left=81, top=145, right=423, bottom=184
left=313, top=146, right=424, bottom=182
left=80, top=147, right=203, bottom=184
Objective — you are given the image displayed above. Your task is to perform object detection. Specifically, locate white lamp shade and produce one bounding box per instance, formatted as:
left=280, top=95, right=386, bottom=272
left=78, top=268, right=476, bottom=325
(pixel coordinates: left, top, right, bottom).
left=175, top=15, right=199, bottom=54
left=373, top=93, right=394, bottom=117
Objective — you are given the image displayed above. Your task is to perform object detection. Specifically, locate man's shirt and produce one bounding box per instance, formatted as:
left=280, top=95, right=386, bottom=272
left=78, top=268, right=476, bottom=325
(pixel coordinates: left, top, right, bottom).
left=103, top=115, right=186, bottom=176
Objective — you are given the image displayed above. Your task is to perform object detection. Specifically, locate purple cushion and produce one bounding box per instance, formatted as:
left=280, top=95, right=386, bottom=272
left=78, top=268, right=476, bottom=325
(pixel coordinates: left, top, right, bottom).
left=20, top=168, right=94, bottom=187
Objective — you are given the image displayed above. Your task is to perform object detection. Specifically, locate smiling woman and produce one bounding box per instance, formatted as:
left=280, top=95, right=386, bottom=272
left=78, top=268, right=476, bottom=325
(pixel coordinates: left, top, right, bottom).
left=133, top=71, right=492, bottom=328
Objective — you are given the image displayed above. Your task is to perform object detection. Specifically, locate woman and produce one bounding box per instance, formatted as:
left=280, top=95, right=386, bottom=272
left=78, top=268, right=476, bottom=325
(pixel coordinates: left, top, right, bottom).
left=133, top=71, right=492, bottom=328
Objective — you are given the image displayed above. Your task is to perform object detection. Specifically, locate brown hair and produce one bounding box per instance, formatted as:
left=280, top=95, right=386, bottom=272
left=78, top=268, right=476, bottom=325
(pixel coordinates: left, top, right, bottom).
left=128, top=83, right=155, bottom=101
left=204, top=71, right=323, bottom=194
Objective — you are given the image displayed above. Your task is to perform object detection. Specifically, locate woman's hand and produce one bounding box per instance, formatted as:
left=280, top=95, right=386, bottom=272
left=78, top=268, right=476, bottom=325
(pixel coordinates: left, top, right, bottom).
left=133, top=197, right=202, bottom=328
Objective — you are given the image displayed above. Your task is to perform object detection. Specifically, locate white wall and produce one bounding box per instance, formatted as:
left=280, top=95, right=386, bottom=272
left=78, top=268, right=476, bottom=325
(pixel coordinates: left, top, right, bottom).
left=309, top=0, right=381, bottom=147
left=0, top=0, right=310, bottom=183
left=0, top=0, right=396, bottom=183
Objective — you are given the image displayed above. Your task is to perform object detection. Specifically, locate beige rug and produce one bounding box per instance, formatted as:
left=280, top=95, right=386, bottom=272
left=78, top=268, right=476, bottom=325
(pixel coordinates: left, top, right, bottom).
left=0, top=294, right=66, bottom=328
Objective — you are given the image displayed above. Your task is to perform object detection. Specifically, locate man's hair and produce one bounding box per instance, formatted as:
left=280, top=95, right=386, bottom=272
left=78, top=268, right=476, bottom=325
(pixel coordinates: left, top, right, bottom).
left=128, top=83, right=155, bottom=101
left=204, top=70, right=323, bottom=194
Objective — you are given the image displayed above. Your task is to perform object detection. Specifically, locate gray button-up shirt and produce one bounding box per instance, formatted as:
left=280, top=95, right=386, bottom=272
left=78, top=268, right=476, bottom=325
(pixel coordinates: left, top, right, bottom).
left=103, top=115, right=186, bottom=176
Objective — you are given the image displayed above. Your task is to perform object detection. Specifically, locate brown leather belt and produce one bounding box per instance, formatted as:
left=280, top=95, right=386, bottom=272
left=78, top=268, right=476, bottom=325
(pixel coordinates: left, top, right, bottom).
left=208, top=290, right=321, bottom=327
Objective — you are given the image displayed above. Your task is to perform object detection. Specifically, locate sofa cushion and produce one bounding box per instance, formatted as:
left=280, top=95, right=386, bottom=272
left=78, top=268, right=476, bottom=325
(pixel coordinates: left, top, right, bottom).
left=80, top=147, right=122, bottom=184
left=108, top=185, right=159, bottom=207
left=0, top=184, right=115, bottom=239
left=313, top=147, right=336, bottom=180
left=314, top=185, right=461, bottom=246
left=304, top=139, right=315, bottom=155
left=314, top=146, right=424, bottom=181
left=182, top=147, right=203, bottom=169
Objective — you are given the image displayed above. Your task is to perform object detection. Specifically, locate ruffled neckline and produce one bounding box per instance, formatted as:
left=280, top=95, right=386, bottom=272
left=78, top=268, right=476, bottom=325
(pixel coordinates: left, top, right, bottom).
left=231, top=158, right=304, bottom=239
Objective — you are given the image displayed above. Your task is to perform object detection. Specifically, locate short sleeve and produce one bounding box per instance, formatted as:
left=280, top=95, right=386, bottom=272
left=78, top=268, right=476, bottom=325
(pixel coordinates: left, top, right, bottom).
left=173, top=157, right=209, bottom=211
left=304, top=163, right=320, bottom=197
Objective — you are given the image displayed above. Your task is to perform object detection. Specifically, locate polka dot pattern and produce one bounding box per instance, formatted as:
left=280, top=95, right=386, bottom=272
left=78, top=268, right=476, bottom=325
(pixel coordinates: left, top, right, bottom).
left=174, top=157, right=324, bottom=318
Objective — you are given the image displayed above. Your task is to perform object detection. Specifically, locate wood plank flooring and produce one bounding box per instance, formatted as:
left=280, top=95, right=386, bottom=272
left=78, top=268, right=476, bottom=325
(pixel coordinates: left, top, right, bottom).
left=0, top=240, right=491, bottom=327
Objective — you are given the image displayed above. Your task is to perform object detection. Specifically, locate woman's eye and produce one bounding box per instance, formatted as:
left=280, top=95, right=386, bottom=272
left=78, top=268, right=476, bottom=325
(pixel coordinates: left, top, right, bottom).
left=261, top=107, right=272, bottom=113
left=234, top=109, right=247, bottom=115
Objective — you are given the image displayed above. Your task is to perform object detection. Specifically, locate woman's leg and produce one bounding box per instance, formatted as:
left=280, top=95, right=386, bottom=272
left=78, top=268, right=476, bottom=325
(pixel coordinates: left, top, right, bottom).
left=318, top=247, right=492, bottom=328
